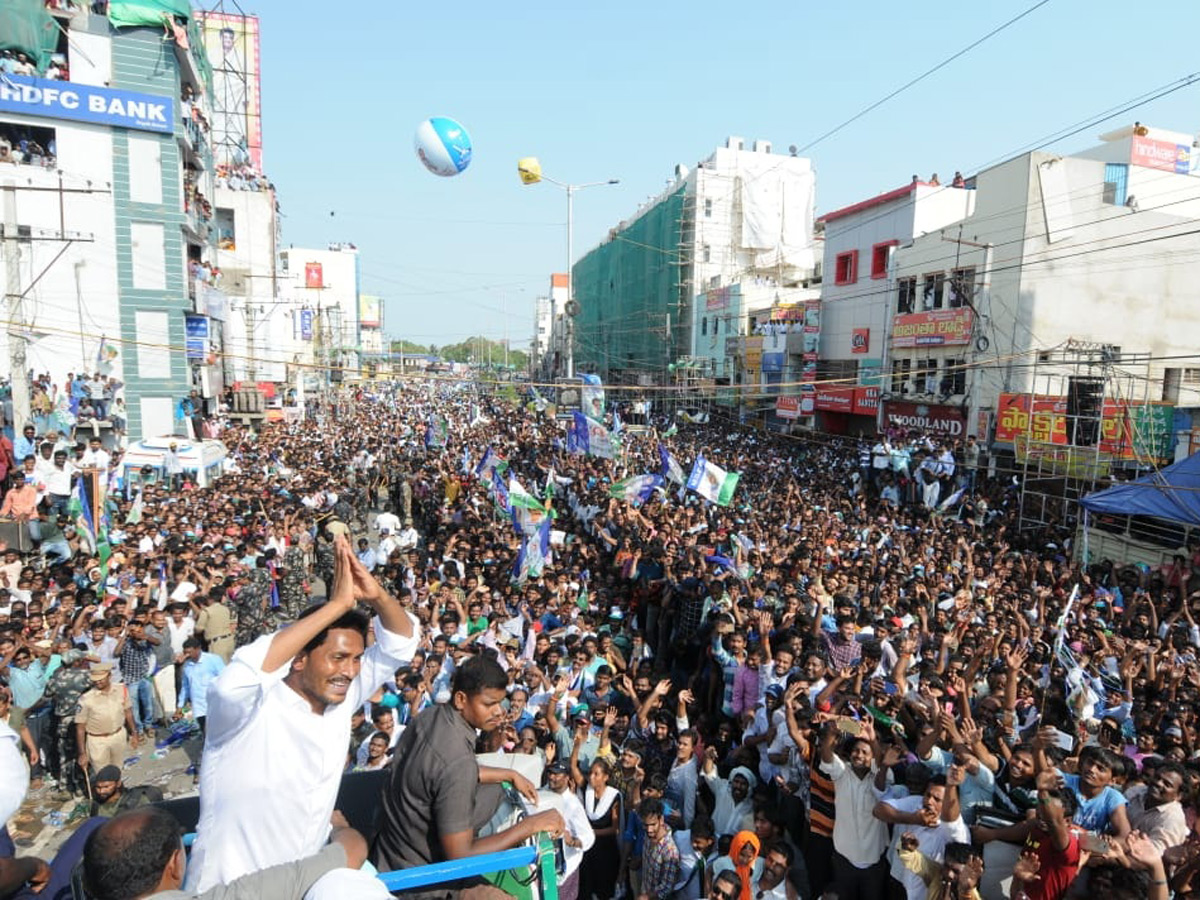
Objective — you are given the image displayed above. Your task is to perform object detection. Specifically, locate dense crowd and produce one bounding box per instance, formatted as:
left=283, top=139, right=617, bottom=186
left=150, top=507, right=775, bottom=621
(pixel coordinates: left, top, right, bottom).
left=0, top=381, right=1197, bottom=900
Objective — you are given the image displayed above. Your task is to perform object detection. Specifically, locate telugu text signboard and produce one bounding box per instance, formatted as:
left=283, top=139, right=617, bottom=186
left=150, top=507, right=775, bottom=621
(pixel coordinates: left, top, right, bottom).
left=995, top=392, right=1175, bottom=460
left=891, top=308, right=973, bottom=348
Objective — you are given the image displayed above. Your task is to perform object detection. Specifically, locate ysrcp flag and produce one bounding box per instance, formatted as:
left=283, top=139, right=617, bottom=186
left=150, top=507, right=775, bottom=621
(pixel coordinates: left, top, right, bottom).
left=608, top=474, right=663, bottom=508
left=513, top=516, right=552, bottom=585
left=580, top=373, right=605, bottom=417
left=687, top=455, right=740, bottom=507
left=568, top=411, right=615, bottom=459
left=475, top=447, right=507, bottom=485
left=659, top=444, right=686, bottom=485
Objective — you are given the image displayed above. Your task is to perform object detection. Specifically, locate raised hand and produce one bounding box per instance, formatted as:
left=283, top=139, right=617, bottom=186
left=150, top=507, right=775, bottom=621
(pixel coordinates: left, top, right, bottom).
left=1012, top=851, right=1041, bottom=884
left=1125, top=830, right=1160, bottom=870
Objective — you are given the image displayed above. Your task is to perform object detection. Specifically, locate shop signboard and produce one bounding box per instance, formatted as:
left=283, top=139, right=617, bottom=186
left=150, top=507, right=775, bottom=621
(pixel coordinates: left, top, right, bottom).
left=891, top=308, right=973, bottom=348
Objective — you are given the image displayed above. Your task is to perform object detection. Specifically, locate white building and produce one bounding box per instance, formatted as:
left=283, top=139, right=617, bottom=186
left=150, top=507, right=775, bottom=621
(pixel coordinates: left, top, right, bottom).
left=279, top=244, right=360, bottom=383
left=0, top=4, right=218, bottom=440
left=536, top=273, right=567, bottom=379
left=814, top=178, right=975, bottom=433
left=883, top=123, right=1200, bottom=449
left=572, top=137, right=819, bottom=395
left=214, top=186, right=283, bottom=382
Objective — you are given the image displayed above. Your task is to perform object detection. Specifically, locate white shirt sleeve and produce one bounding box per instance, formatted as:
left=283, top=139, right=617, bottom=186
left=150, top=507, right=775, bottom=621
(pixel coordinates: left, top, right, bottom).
left=205, top=632, right=289, bottom=747
left=347, top=612, right=421, bottom=711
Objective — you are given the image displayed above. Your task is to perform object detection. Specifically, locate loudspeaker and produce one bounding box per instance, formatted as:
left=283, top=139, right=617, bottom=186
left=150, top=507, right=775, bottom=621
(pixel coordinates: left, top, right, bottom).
left=1067, top=376, right=1104, bottom=446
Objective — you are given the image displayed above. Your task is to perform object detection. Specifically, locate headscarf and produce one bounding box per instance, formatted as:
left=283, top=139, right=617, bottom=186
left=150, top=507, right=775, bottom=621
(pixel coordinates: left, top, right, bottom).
left=728, top=830, right=761, bottom=900
left=729, top=765, right=758, bottom=794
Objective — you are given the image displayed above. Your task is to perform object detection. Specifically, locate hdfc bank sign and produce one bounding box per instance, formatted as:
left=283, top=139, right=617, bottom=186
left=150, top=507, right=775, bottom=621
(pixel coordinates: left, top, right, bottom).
left=883, top=401, right=965, bottom=437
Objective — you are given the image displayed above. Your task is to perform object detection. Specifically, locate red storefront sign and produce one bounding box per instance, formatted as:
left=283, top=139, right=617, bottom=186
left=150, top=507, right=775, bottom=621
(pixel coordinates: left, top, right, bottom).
left=851, top=328, right=870, bottom=354
left=883, top=401, right=966, bottom=437
left=891, top=308, right=973, bottom=348
left=775, top=396, right=800, bottom=419
left=304, top=262, right=324, bottom=289
left=853, top=386, right=880, bottom=416
left=814, top=386, right=855, bottom=412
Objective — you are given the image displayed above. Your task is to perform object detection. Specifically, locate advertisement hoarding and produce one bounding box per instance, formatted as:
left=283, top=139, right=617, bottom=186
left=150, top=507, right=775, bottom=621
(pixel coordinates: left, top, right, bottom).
left=891, top=308, right=973, bottom=348
left=851, top=328, right=870, bottom=354
left=994, top=392, right=1174, bottom=460
left=814, top=386, right=855, bottom=413
left=199, top=12, right=264, bottom=170
left=1130, top=136, right=1195, bottom=175
left=775, top=396, right=800, bottom=419
left=706, top=287, right=730, bottom=311
left=304, top=262, right=323, bottom=289
left=359, top=294, right=382, bottom=328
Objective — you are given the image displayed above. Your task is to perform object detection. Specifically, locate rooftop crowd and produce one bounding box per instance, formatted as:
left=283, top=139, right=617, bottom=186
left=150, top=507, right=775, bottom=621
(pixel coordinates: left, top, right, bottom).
left=0, top=380, right=1197, bottom=900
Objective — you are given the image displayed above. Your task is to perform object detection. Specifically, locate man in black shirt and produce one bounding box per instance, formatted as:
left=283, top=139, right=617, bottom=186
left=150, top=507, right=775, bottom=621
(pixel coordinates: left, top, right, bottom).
left=371, top=654, right=564, bottom=893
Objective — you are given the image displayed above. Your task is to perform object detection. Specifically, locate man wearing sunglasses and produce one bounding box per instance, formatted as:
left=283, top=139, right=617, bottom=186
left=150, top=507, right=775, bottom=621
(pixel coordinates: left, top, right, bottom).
left=708, top=870, right=742, bottom=900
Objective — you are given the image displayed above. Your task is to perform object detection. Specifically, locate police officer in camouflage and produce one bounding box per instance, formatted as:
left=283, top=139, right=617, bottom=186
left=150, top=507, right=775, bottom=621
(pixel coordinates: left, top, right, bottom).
left=276, top=545, right=309, bottom=623
left=44, top=648, right=94, bottom=798
left=231, top=566, right=276, bottom=648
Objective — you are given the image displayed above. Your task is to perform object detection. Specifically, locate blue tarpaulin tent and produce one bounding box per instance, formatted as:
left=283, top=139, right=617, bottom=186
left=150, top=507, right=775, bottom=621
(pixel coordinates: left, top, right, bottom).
left=1080, top=452, right=1200, bottom=526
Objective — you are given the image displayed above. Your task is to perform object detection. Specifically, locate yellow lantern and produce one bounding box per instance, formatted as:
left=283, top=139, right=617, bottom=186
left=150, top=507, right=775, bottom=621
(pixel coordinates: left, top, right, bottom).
left=517, top=157, right=542, bottom=185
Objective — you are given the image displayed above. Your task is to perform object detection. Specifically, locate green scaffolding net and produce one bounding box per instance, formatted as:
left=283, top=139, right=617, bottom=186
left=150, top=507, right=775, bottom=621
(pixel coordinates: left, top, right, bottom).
left=572, top=186, right=686, bottom=378
left=107, top=0, right=192, bottom=29
left=0, top=0, right=59, bottom=75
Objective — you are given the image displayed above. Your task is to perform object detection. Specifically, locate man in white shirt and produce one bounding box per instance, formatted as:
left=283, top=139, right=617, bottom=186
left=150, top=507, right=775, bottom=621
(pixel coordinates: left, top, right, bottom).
left=185, top=536, right=418, bottom=898
left=79, top=436, right=111, bottom=471
left=42, top=450, right=76, bottom=519
left=873, top=766, right=971, bottom=900
left=819, top=718, right=890, bottom=899
left=545, top=759, right=594, bottom=899
left=373, top=510, right=401, bottom=536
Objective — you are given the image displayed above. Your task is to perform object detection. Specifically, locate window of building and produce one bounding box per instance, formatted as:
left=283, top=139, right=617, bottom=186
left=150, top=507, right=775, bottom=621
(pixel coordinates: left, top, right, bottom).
left=701, top=316, right=708, bottom=336
left=943, top=357, right=966, bottom=395
left=702, top=244, right=711, bottom=263
left=704, top=198, right=713, bottom=218
left=915, top=359, right=939, bottom=394
left=0, top=120, right=57, bottom=168
left=948, top=267, right=975, bottom=308
left=1103, top=163, right=1128, bottom=206
left=834, top=250, right=859, bottom=286
left=130, top=222, right=166, bottom=290
left=870, top=241, right=897, bottom=279
left=1163, top=367, right=1200, bottom=403
left=216, top=207, right=236, bottom=250
left=891, top=358, right=911, bottom=394
left=922, top=273, right=945, bottom=310
left=897, top=276, right=917, bottom=314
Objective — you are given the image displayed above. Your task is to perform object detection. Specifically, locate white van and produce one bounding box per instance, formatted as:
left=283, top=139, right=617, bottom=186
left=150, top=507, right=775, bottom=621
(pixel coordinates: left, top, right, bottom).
left=120, top=435, right=229, bottom=496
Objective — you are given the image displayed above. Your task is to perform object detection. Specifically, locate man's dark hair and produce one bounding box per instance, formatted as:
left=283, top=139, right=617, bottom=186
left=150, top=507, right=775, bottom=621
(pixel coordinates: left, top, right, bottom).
left=713, top=869, right=741, bottom=892
left=691, top=815, right=715, bottom=840
left=764, top=839, right=794, bottom=865
left=637, top=796, right=665, bottom=820
left=182, top=637, right=202, bottom=651
left=943, top=842, right=979, bottom=867
left=83, top=808, right=182, bottom=900
left=295, top=604, right=370, bottom=656
left=450, top=654, right=508, bottom=696
left=1157, top=760, right=1187, bottom=784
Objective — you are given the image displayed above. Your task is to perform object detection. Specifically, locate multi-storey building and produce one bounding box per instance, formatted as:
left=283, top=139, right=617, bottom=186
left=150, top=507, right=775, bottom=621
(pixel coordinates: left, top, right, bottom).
left=0, top=2, right=219, bottom=439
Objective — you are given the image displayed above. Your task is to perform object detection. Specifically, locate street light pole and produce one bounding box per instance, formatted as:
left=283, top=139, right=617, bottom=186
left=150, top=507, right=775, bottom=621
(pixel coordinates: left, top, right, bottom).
left=517, top=160, right=617, bottom=381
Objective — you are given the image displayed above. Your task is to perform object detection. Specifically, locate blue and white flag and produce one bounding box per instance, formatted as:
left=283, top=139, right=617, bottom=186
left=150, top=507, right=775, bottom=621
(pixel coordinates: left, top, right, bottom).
left=659, top=444, right=686, bottom=486
left=608, top=474, right=663, bottom=508
left=513, top=516, right=552, bottom=585
left=475, top=447, right=506, bottom=484
left=687, top=455, right=740, bottom=506
left=612, top=409, right=623, bottom=436
left=567, top=411, right=616, bottom=459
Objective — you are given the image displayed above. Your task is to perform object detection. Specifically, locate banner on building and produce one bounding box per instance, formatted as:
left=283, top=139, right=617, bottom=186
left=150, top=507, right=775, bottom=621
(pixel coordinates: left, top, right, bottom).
left=814, top=386, right=855, bottom=413
left=744, top=336, right=763, bottom=372
left=771, top=304, right=804, bottom=322
left=1130, top=136, right=1196, bottom=175
left=776, top=396, right=801, bottom=419
left=883, top=401, right=966, bottom=438
left=184, top=314, right=209, bottom=361
left=0, top=74, right=172, bottom=133
left=359, top=294, right=382, bottom=328
left=852, top=328, right=870, bottom=354
left=199, top=12, right=264, bottom=170
left=994, top=392, right=1174, bottom=460
left=706, top=287, right=730, bottom=311
left=304, top=263, right=323, bottom=289
left=891, top=308, right=973, bottom=348
left=298, top=309, right=313, bottom=341
left=853, top=386, right=880, bottom=416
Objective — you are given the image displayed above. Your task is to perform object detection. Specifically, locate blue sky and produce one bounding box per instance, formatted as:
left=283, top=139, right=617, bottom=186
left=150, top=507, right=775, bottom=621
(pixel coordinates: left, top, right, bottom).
left=255, top=0, right=1200, bottom=350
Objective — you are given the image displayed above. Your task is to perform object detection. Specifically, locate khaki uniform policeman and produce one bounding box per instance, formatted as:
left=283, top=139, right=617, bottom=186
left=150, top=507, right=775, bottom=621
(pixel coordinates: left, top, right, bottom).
left=196, top=598, right=235, bottom=663
left=75, top=663, right=138, bottom=775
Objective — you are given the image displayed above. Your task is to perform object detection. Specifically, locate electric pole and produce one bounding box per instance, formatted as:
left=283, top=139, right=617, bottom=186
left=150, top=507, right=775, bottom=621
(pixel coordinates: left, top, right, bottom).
left=3, top=182, right=30, bottom=431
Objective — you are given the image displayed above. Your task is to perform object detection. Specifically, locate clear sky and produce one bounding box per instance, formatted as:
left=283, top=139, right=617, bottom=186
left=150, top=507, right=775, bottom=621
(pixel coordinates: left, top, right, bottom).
left=253, top=0, right=1200, bottom=351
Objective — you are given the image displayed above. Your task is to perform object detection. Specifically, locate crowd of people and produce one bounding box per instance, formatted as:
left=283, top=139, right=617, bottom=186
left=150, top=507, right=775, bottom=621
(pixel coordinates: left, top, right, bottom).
left=0, top=380, right=1198, bottom=900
